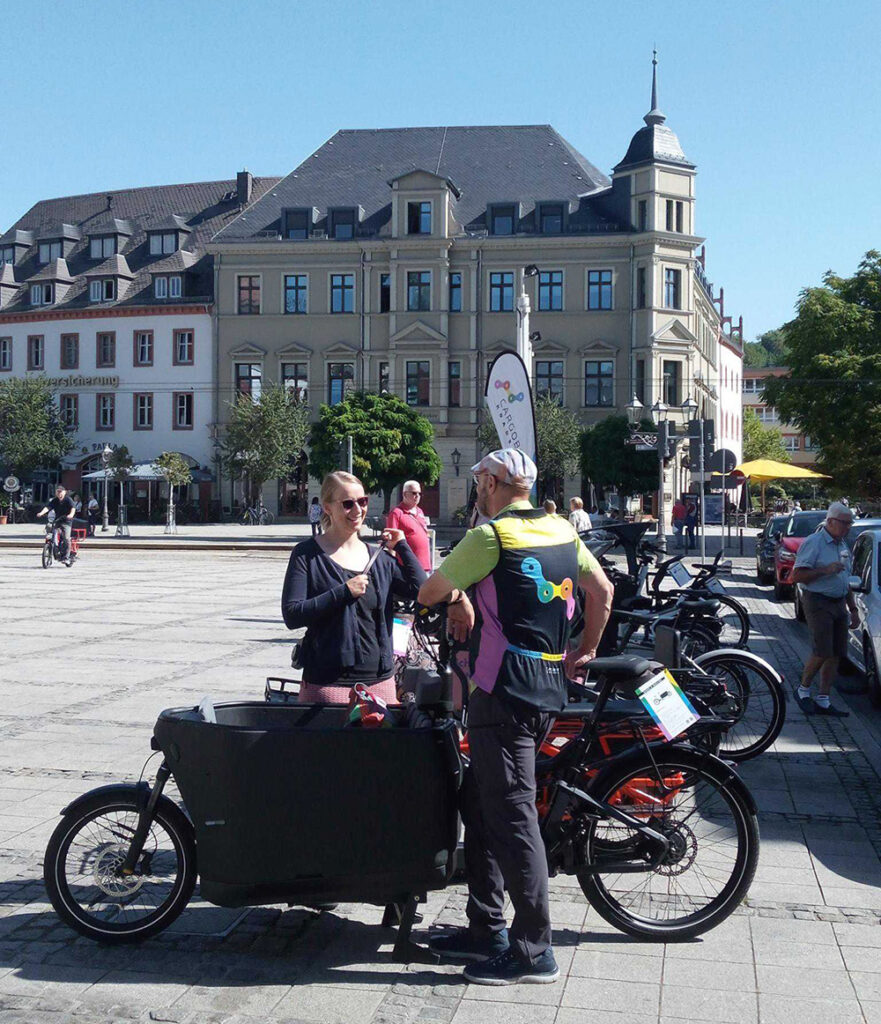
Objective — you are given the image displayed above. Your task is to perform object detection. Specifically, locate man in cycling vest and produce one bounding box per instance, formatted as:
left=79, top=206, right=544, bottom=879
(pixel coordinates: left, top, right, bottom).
left=417, top=448, right=613, bottom=985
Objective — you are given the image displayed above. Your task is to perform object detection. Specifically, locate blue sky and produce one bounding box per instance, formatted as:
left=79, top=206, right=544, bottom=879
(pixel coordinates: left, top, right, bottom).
left=3, top=0, right=879, bottom=338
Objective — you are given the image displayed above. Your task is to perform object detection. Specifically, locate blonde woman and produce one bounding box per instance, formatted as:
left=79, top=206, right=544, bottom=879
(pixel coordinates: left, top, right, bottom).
left=281, top=472, right=426, bottom=704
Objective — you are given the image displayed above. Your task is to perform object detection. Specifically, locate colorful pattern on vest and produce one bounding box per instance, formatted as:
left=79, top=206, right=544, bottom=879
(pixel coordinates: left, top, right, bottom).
left=470, top=508, right=581, bottom=711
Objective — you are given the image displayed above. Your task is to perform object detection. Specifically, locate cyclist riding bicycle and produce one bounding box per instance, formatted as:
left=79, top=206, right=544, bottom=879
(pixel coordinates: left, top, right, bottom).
left=418, top=448, right=614, bottom=986
left=37, top=484, right=76, bottom=565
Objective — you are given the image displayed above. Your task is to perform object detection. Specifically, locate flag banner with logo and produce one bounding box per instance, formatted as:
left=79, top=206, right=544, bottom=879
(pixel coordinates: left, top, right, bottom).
left=485, top=350, right=537, bottom=463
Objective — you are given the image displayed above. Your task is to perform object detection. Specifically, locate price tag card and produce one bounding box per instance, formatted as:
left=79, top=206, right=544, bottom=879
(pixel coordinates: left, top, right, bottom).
left=392, top=614, right=414, bottom=658
left=669, top=561, right=692, bottom=587
left=635, top=669, right=700, bottom=741
left=706, top=578, right=725, bottom=594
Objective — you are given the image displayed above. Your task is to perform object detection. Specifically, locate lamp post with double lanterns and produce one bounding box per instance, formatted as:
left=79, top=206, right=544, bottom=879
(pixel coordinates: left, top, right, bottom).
left=100, top=444, right=112, bottom=532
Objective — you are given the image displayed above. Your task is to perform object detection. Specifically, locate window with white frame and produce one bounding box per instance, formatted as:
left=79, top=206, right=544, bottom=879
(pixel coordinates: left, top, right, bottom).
left=89, top=281, right=102, bottom=302
left=154, top=276, right=168, bottom=299
left=0, top=246, right=14, bottom=265
left=90, top=279, right=115, bottom=302
left=31, top=283, right=53, bottom=306
left=60, top=394, right=78, bottom=429
left=282, top=362, right=308, bottom=400
left=235, top=362, right=262, bottom=400
left=96, top=332, right=115, bottom=367
left=27, top=335, right=44, bottom=370
left=89, top=236, right=116, bottom=259
left=407, top=201, right=431, bottom=235
left=173, top=329, right=194, bottom=365
left=60, top=334, right=78, bottom=370
left=173, top=392, right=194, bottom=429
left=169, top=275, right=181, bottom=298
left=97, top=393, right=115, bottom=430
left=783, top=435, right=800, bottom=452
left=664, top=268, right=681, bottom=309
left=134, top=331, right=153, bottom=367
left=134, top=393, right=153, bottom=430
left=149, top=232, right=177, bottom=255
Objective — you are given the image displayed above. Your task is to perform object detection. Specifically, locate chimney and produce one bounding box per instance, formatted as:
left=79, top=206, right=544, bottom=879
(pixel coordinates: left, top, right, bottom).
left=106, top=194, right=113, bottom=210
left=236, top=170, right=253, bottom=207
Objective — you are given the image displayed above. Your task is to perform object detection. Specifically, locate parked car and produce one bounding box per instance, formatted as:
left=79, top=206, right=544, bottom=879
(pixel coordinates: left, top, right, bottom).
left=841, top=528, right=881, bottom=708
left=793, top=517, right=881, bottom=621
left=773, top=510, right=827, bottom=600
left=755, top=514, right=787, bottom=584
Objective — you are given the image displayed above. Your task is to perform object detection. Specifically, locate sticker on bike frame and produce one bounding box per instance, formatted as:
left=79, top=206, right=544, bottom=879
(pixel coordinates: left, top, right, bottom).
left=706, top=577, right=725, bottom=594
left=392, top=615, right=414, bottom=658
left=635, top=669, right=700, bottom=741
left=669, top=561, right=692, bottom=587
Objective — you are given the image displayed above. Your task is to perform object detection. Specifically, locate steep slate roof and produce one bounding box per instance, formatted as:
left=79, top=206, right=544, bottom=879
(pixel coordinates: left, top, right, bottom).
left=214, top=125, right=618, bottom=241
left=0, top=175, right=280, bottom=315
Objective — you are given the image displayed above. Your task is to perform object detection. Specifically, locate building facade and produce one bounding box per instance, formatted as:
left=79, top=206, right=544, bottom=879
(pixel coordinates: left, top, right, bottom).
left=742, top=366, right=818, bottom=467
left=0, top=173, right=277, bottom=505
left=210, top=66, right=743, bottom=521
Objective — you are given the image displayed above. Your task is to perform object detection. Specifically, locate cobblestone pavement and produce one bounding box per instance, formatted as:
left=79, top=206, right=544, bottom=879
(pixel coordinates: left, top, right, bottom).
left=1, top=548, right=880, bottom=1024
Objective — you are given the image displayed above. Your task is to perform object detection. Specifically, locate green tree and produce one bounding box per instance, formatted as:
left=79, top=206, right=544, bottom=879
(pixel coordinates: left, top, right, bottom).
left=154, top=451, right=192, bottom=530
left=477, top=395, right=583, bottom=500
left=762, top=250, right=881, bottom=496
left=309, top=391, right=442, bottom=511
left=580, top=415, right=659, bottom=497
left=108, top=444, right=134, bottom=507
left=741, top=407, right=788, bottom=463
left=743, top=327, right=788, bottom=369
left=0, top=376, right=73, bottom=478
left=221, top=385, right=311, bottom=506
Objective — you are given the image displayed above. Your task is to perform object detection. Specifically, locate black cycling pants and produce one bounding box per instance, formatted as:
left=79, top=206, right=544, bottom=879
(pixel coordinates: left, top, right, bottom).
left=462, top=687, right=553, bottom=963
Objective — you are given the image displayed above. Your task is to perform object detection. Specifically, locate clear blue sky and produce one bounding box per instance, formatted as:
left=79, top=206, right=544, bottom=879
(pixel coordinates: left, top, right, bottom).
left=4, top=0, right=879, bottom=339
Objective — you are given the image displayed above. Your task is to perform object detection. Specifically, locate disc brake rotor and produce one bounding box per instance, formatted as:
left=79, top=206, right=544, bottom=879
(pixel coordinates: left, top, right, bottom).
left=93, top=843, right=145, bottom=897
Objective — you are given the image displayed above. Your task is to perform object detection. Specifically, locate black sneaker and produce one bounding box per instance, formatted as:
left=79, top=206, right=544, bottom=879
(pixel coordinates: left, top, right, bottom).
left=428, top=927, right=509, bottom=962
left=795, top=693, right=815, bottom=714
left=813, top=703, right=849, bottom=717
left=464, top=946, right=559, bottom=986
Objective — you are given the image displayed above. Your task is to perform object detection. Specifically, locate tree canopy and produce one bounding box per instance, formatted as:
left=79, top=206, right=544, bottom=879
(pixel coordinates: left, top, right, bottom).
left=0, top=376, right=73, bottom=478
left=741, top=407, right=789, bottom=463
left=309, top=391, right=442, bottom=510
left=743, top=328, right=788, bottom=369
left=221, top=385, right=311, bottom=505
left=154, top=451, right=192, bottom=489
left=580, top=415, right=658, bottom=496
left=762, top=250, right=881, bottom=496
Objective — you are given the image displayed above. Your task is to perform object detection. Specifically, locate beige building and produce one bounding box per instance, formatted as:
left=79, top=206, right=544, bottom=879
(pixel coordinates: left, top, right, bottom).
left=742, top=366, right=818, bottom=468
left=210, top=65, right=743, bottom=521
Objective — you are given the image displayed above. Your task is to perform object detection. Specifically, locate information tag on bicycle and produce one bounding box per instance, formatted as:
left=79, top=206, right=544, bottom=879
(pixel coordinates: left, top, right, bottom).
left=635, top=669, right=700, bottom=741
left=669, top=561, right=691, bottom=587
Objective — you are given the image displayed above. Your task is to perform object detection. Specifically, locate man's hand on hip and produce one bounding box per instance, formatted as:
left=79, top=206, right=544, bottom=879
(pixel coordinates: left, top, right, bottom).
left=447, top=595, right=475, bottom=644
left=565, top=647, right=596, bottom=683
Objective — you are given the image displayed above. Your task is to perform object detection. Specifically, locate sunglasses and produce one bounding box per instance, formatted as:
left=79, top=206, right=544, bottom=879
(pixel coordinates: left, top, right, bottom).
left=338, top=497, right=369, bottom=510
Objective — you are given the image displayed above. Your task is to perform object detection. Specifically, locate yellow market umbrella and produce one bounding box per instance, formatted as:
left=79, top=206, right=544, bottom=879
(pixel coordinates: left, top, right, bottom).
left=734, top=459, right=831, bottom=511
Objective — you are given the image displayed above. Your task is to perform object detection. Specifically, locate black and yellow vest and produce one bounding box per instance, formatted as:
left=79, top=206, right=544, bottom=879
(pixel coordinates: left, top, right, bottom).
left=470, top=507, right=580, bottom=711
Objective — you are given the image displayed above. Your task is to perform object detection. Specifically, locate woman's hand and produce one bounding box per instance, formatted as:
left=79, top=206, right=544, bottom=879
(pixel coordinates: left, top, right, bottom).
left=346, top=574, right=370, bottom=598
left=382, top=528, right=405, bottom=550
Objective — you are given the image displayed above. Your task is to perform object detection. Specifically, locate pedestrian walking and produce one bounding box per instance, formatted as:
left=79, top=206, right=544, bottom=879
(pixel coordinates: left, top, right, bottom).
left=281, top=472, right=426, bottom=705
left=308, top=496, right=322, bottom=537
left=542, top=499, right=557, bottom=515
left=671, top=498, right=687, bottom=550
left=417, top=448, right=614, bottom=985
left=86, top=493, right=99, bottom=536
left=684, top=501, right=697, bottom=551
left=791, top=501, right=857, bottom=716
left=386, top=480, right=432, bottom=572
left=568, top=497, right=592, bottom=534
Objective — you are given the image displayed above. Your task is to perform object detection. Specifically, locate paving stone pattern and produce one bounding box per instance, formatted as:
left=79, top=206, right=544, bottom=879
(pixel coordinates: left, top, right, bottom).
left=1, top=548, right=880, bottom=1023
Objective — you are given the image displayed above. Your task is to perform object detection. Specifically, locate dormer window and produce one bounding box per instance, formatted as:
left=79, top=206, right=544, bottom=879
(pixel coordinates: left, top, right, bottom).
left=329, top=208, right=356, bottom=240
left=0, top=246, right=14, bottom=265
left=30, top=283, right=53, bottom=306
left=407, top=202, right=431, bottom=235
left=490, top=205, right=516, bottom=236
left=39, top=241, right=62, bottom=264
left=283, top=209, right=310, bottom=239
left=89, top=279, right=115, bottom=303
left=539, top=204, right=564, bottom=234
left=153, top=275, right=182, bottom=299
left=149, top=231, right=178, bottom=256
left=90, top=236, right=117, bottom=259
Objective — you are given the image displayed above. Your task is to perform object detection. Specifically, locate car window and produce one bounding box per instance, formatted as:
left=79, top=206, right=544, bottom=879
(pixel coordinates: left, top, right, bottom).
left=785, top=512, right=826, bottom=538
left=853, top=535, right=871, bottom=577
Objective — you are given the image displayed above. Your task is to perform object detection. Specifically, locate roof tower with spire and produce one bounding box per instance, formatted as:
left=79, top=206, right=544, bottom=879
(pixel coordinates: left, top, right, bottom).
left=614, top=51, right=694, bottom=171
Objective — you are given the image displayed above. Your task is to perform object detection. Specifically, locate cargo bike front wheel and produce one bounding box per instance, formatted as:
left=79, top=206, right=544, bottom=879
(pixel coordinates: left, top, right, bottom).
left=43, top=786, right=196, bottom=944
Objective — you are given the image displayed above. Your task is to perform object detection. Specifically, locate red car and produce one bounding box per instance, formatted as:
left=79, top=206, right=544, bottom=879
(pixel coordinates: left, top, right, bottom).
left=773, top=510, right=826, bottom=600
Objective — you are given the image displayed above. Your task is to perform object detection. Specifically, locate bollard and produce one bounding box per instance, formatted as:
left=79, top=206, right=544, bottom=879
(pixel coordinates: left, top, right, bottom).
left=738, top=528, right=744, bottom=557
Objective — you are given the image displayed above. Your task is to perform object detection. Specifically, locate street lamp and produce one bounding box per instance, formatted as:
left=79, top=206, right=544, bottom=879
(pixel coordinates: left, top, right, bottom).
left=101, top=444, right=112, bottom=532
left=651, top=399, right=669, bottom=425
left=451, top=448, right=461, bottom=477
left=682, top=394, right=698, bottom=418
left=516, top=265, right=539, bottom=372
left=625, top=395, right=644, bottom=427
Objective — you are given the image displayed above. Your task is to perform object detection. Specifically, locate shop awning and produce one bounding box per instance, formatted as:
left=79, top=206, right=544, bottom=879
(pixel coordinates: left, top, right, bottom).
left=81, top=461, right=213, bottom=482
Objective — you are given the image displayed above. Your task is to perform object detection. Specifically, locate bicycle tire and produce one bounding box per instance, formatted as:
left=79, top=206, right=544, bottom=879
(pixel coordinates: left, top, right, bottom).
left=239, top=511, right=251, bottom=526
left=579, top=748, right=758, bottom=940
left=41, top=541, right=53, bottom=569
left=261, top=510, right=275, bottom=526
left=44, top=788, right=196, bottom=944
left=692, top=650, right=786, bottom=761
left=711, top=594, right=750, bottom=648
left=679, top=622, right=719, bottom=658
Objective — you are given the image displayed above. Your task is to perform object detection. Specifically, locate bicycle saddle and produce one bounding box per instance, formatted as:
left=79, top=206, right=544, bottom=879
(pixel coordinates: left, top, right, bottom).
left=585, top=656, right=651, bottom=681
left=680, top=598, right=720, bottom=614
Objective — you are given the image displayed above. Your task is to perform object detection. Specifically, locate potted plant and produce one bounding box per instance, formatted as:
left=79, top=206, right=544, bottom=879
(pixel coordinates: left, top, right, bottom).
left=0, top=494, right=9, bottom=525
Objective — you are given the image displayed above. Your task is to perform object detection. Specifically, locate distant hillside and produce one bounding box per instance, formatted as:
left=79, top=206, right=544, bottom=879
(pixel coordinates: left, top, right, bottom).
left=744, top=327, right=788, bottom=368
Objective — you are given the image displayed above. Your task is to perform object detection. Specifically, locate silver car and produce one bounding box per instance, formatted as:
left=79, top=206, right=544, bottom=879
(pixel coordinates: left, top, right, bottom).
left=844, top=528, right=881, bottom=708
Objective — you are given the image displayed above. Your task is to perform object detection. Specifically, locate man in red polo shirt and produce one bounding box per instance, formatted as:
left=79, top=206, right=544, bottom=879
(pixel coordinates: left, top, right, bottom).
left=387, top=480, right=432, bottom=571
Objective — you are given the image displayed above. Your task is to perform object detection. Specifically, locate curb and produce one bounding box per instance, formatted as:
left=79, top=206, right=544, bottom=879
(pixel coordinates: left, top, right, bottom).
left=0, top=540, right=293, bottom=553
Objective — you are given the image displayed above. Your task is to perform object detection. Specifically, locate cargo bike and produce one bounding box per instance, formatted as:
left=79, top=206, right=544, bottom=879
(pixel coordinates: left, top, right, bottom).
left=44, top=632, right=759, bottom=958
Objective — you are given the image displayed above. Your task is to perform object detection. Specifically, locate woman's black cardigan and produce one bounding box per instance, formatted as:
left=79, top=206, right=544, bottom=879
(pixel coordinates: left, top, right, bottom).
left=281, top=538, right=427, bottom=687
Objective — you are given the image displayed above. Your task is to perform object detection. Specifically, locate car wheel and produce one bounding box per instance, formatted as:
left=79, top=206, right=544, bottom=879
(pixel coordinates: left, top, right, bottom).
left=864, top=636, right=881, bottom=709
left=773, top=579, right=791, bottom=602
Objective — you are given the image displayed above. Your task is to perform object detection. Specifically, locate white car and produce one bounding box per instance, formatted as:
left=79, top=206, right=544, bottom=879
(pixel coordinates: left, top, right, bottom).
left=844, top=528, right=881, bottom=708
